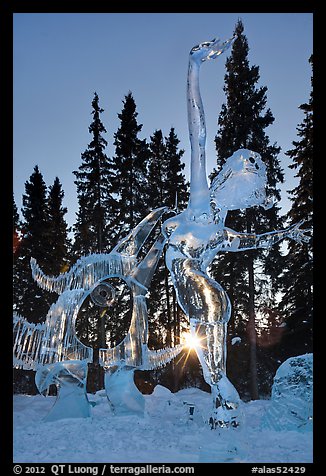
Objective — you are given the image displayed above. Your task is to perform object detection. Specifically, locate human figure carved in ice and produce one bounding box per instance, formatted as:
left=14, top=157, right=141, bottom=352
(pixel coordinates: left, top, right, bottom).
left=162, top=36, right=311, bottom=428
left=13, top=207, right=184, bottom=420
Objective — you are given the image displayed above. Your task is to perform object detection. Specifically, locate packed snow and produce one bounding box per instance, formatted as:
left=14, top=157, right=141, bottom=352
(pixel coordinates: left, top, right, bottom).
left=13, top=385, right=312, bottom=463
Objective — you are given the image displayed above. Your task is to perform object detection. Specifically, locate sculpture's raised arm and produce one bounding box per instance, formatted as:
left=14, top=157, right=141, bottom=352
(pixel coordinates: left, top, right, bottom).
left=187, top=36, right=235, bottom=220
left=220, top=219, right=311, bottom=252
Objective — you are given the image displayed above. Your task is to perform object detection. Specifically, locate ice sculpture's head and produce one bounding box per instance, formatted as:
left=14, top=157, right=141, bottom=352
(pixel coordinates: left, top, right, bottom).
left=189, top=35, right=236, bottom=64
left=210, top=148, right=274, bottom=216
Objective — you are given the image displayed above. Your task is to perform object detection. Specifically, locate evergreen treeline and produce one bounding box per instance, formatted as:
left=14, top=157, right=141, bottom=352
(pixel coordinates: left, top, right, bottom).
left=13, top=20, right=313, bottom=398
left=210, top=20, right=285, bottom=400
left=210, top=20, right=313, bottom=400
left=277, top=56, right=313, bottom=359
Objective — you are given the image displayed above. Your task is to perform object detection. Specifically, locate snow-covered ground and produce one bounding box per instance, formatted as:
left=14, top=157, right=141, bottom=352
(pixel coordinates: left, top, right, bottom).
left=13, top=385, right=312, bottom=463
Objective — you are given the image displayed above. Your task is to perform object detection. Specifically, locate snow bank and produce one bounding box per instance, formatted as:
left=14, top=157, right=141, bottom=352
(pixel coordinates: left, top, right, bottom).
left=13, top=386, right=312, bottom=463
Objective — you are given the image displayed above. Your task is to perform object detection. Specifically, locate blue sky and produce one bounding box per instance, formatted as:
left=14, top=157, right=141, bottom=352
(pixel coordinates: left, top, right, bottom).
left=13, top=13, right=313, bottom=230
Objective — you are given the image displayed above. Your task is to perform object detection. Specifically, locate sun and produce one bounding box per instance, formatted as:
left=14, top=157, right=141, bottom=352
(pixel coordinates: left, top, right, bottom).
left=177, top=331, right=204, bottom=371
left=182, top=331, right=202, bottom=350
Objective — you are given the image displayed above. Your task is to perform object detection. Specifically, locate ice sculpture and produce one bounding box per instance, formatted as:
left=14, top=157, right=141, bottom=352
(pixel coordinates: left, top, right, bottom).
left=162, top=36, right=311, bottom=428
left=261, top=354, right=313, bottom=432
left=13, top=207, right=183, bottom=420
left=13, top=33, right=311, bottom=427
left=104, top=366, right=145, bottom=416
left=35, top=360, right=91, bottom=421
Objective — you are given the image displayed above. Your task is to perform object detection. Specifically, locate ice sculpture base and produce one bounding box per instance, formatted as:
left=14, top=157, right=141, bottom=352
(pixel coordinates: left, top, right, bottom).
left=44, top=384, right=92, bottom=422
left=105, top=366, right=145, bottom=416
left=35, top=360, right=91, bottom=422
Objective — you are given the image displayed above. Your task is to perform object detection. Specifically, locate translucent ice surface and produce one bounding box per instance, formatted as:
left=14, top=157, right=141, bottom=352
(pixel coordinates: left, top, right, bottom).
left=13, top=34, right=311, bottom=426
left=35, top=360, right=91, bottom=422
left=210, top=149, right=272, bottom=212
left=105, top=367, right=145, bottom=416
left=163, top=35, right=311, bottom=428
left=14, top=207, right=184, bottom=420
left=262, top=354, right=313, bottom=432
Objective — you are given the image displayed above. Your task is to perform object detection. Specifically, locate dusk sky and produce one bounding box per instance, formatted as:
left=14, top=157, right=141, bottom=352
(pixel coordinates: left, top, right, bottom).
left=13, top=13, right=313, bottom=230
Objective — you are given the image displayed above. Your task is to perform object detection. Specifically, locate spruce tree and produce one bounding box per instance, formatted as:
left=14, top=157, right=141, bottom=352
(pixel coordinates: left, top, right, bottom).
left=212, top=20, right=284, bottom=399
left=93, top=92, right=150, bottom=368
left=147, top=128, right=189, bottom=349
left=112, top=92, right=150, bottom=238
left=147, top=127, right=188, bottom=213
left=13, top=194, right=22, bottom=320
left=146, top=130, right=169, bottom=346
left=145, top=127, right=189, bottom=390
left=73, top=92, right=117, bottom=256
left=162, top=128, right=189, bottom=347
left=13, top=194, right=21, bottom=257
left=13, top=192, right=30, bottom=394
left=147, top=129, right=165, bottom=209
left=164, top=127, right=189, bottom=211
left=73, top=93, right=117, bottom=377
left=13, top=172, right=71, bottom=392
left=45, top=177, right=71, bottom=274
left=14, top=166, right=53, bottom=323
left=279, top=55, right=313, bottom=357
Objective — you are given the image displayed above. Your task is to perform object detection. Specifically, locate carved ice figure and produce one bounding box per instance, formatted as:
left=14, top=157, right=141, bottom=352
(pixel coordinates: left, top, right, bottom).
left=13, top=34, right=311, bottom=426
left=13, top=207, right=183, bottom=420
left=261, top=354, right=313, bottom=432
left=163, top=36, right=310, bottom=428
left=35, top=360, right=91, bottom=421
left=104, top=366, right=145, bottom=416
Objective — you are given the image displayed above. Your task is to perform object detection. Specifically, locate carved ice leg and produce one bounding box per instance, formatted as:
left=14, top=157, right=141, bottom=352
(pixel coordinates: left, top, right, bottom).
left=191, top=320, right=240, bottom=428
left=104, top=366, right=145, bottom=416
left=171, top=258, right=240, bottom=427
left=35, top=360, right=91, bottom=422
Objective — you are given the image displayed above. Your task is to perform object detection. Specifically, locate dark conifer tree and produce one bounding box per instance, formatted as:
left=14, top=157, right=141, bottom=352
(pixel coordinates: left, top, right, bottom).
left=13, top=171, right=71, bottom=392
left=95, top=92, right=151, bottom=364
left=13, top=191, right=32, bottom=394
left=73, top=93, right=117, bottom=376
left=146, top=127, right=188, bottom=213
left=14, top=166, right=53, bottom=323
left=112, top=92, right=150, bottom=238
left=164, top=127, right=189, bottom=211
left=279, top=55, right=313, bottom=357
left=13, top=194, right=22, bottom=323
left=147, top=128, right=189, bottom=349
left=146, top=130, right=168, bottom=347
left=162, top=128, right=189, bottom=347
left=145, top=128, right=189, bottom=390
left=73, top=92, right=117, bottom=256
left=212, top=20, right=284, bottom=399
left=147, top=129, right=165, bottom=209
left=45, top=177, right=71, bottom=274
left=13, top=194, right=21, bottom=257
